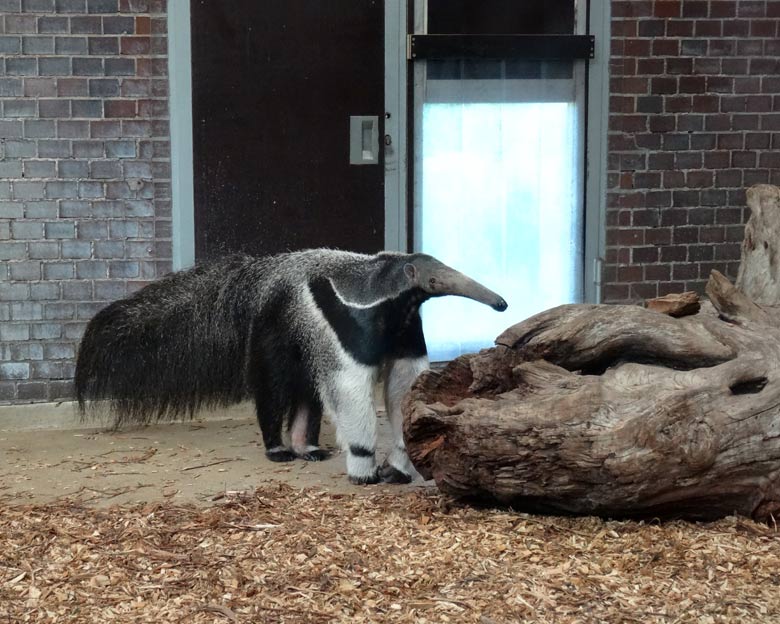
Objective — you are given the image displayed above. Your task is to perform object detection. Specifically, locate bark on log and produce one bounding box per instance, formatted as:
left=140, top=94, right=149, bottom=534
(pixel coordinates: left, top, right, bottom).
left=404, top=185, right=780, bottom=521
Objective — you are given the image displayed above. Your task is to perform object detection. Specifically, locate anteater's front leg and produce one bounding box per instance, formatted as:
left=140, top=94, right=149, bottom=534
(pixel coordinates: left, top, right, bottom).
left=323, top=363, right=380, bottom=484
left=381, top=355, right=429, bottom=483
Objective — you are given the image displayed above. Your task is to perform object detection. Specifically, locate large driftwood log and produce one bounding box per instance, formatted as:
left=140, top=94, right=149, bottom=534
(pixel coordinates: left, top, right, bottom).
left=404, top=185, right=780, bottom=521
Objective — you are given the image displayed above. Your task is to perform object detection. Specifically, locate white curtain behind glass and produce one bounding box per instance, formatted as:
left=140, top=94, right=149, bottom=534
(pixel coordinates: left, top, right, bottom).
left=419, top=101, right=582, bottom=361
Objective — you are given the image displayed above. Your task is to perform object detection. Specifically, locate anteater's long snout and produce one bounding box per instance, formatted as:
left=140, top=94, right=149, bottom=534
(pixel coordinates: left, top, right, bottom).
left=433, top=266, right=508, bottom=312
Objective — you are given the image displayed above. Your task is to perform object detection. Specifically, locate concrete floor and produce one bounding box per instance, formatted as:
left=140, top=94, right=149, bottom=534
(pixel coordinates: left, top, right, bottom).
left=0, top=401, right=422, bottom=506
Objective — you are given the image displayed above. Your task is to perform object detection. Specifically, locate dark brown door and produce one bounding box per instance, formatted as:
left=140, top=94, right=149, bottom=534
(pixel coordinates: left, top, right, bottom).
left=191, top=1, right=385, bottom=260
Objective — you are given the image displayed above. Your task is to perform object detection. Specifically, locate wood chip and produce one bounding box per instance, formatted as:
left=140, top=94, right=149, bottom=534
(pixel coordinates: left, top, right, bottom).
left=1, top=483, right=779, bottom=622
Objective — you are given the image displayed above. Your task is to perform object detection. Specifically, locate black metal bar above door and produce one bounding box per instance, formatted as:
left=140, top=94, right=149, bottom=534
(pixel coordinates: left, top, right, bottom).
left=408, top=34, right=595, bottom=60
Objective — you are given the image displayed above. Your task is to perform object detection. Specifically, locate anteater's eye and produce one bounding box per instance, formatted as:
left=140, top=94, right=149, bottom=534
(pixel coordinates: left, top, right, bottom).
left=429, top=277, right=436, bottom=285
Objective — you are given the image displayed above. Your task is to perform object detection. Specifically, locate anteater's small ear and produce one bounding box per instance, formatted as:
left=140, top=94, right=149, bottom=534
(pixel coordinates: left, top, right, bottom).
left=403, top=263, right=418, bottom=283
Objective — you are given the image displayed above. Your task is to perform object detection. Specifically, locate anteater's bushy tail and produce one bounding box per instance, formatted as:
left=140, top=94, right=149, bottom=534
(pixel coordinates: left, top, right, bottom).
left=75, top=256, right=263, bottom=427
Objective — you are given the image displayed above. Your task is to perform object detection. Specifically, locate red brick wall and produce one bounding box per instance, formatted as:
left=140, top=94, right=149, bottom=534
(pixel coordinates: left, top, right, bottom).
left=604, top=0, right=780, bottom=302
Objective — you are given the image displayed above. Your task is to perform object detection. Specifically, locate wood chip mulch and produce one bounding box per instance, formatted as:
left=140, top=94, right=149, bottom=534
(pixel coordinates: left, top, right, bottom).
left=1, top=483, right=779, bottom=623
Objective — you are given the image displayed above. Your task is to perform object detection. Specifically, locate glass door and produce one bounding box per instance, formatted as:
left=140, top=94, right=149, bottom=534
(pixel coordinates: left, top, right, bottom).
left=411, top=0, right=592, bottom=361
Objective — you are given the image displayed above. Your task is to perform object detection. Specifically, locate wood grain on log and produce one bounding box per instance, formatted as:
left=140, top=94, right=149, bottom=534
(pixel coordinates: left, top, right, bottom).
left=404, top=186, right=780, bottom=522
left=645, top=291, right=700, bottom=317
left=736, top=184, right=780, bottom=305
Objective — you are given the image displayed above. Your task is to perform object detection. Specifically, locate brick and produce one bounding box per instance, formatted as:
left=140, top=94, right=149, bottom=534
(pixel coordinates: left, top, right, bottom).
left=0, top=363, right=30, bottom=380
left=103, top=15, right=134, bottom=34
left=75, top=180, right=102, bottom=198
left=108, top=260, right=138, bottom=278
left=0, top=36, right=21, bottom=53
left=88, top=36, right=119, bottom=55
left=710, top=1, right=736, bottom=17
left=57, top=119, right=90, bottom=138
left=654, top=1, right=680, bottom=17
left=13, top=181, right=46, bottom=200
left=38, top=139, right=71, bottom=157
left=30, top=323, right=62, bottom=339
left=6, top=58, right=39, bottom=75
left=60, top=200, right=93, bottom=217
left=75, top=260, right=108, bottom=278
left=9, top=261, right=41, bottom=281
left=0, top=119, right=24, bottom=138
left=638, top=19, right=665, bottom=36
left=55, top=36, right=88, bottom=54
left=0, top=78, right=24, bottom=97
left=73, top=140, right=104, bottom=157
left=31, top=361, right=64, bottom=378
left=733, top=114, right=759, bottom=131
left=39, top=99, right=70, bottom=118
left=744, top=170, right=770, bottom=185
left=94, top=280, right=125, bottom=299
left=89, top=77, right=119, bottom=96
left=94, top=240, right=124, bottom=258
left=91, top=120, right=121, bottom=137
left=0, top=200, right=24, bottom=217
left=43, top=343, right=75, bottom=360
left=71, top=16, right=102, bottom=34
left=686, top=170, right=714, bottom=187
left=6, top=15, right=37, bottom=33
left=104, top=57, right=135, bottom=75
left=62, top=281, right=92, bottom=300
left=22, top=35, right=54, bottom=54
left=16, top=382, right=46, bottom=400
left=43, top=262, right=75, bottom=280
left=87, top=0, right=117, bottom=11
left=105, top=139, right=135, bottom=158
left=24, top=160, right=56, bottom=179
left=723, top=19, right=750, bottom=36
left=44, top=221, right=76, bottom=238
left=77, top=220, right=108, bottom=239
left=72, top=57, right=103, bottom=76
left=90, top=160, right=121, bottom=178
left=3, top=100, right=37, bottom=117
left=46, top=181, right=79, bottom=199
left=23, top=77, right=56, bottom=96
left=55, top=0, right=85, bottom=11
left=28, top=241, right=59, bottom=258
left=72, top=99, right=103, bottom=118
left=57, top=78, right=88, bottom=96
left=0, top=282, right=30, bottom=300
left=76, top=301, right=105, bottom=320
left=23, top=119, right=55, bottom=138
left=38, top=16, right=68, bottom=32
left=24, top=200, right=57, bottom=217
left=61, top=240, right=91, bottom=258
left=732, top=151, right=757, bottom=167
left=105, top=99, right=136, bottom=117
left=57, top=160, right=89, bottom=178
left=5, top=140, right=37, bottom=158
left=12, top=221, right=44, bottom=239
left=0, top=161, right=23, bottom=177
left=751, top=20, right=777, bottom=37
left=11, top=302, right=43, bottom=320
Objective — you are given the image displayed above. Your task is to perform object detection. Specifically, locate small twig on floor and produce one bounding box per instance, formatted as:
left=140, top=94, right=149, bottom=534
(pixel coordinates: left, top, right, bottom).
left=182, top=458, right=244, bottom=471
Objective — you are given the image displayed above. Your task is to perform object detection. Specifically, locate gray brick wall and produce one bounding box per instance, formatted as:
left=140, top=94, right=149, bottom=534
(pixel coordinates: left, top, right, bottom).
left=0, top=0, right=170, bottom=403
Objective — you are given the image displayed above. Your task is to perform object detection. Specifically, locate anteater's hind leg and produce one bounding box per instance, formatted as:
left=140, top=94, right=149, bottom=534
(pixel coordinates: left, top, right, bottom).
left=253, top=382, right=296, bottom=462
left=248, top=330, right=298, bottom=462
left=289, top=398, right=330, bottom=462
